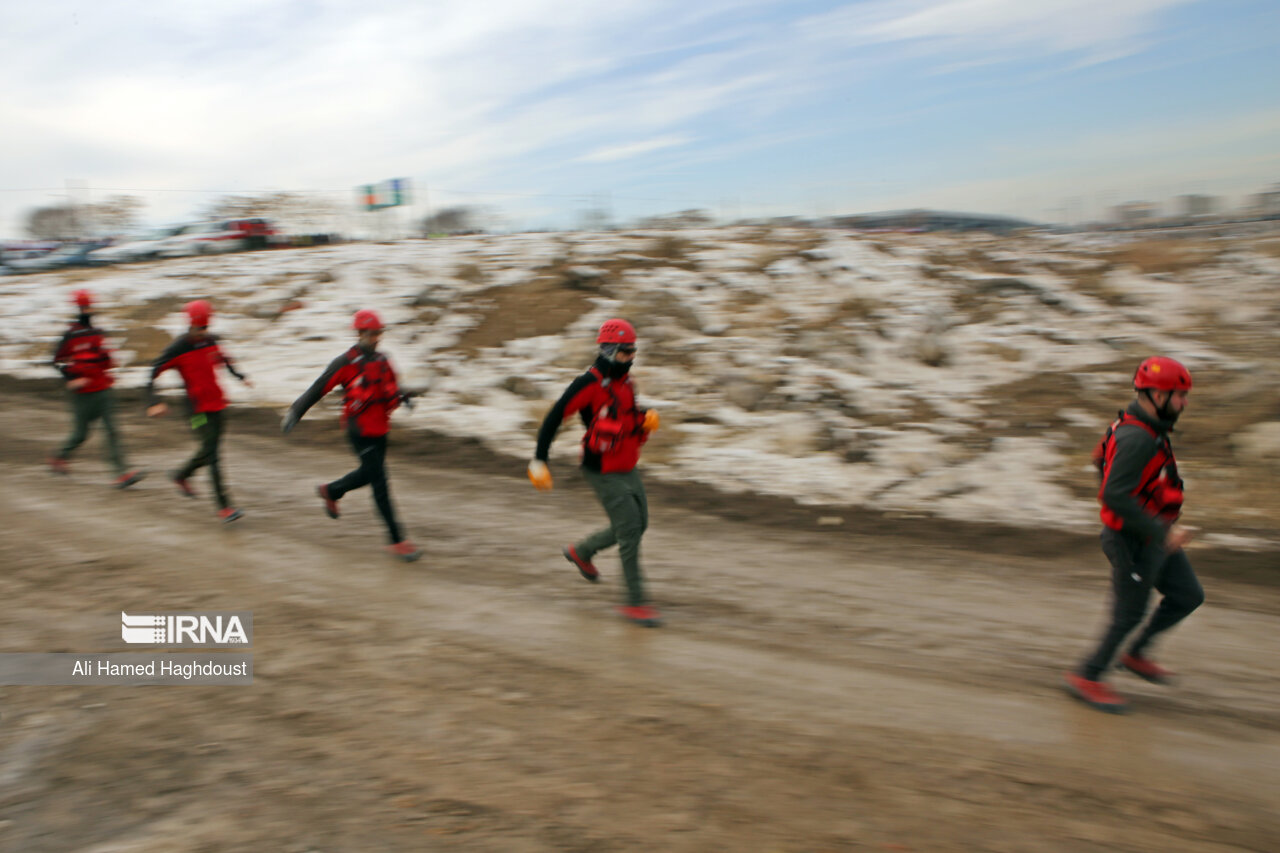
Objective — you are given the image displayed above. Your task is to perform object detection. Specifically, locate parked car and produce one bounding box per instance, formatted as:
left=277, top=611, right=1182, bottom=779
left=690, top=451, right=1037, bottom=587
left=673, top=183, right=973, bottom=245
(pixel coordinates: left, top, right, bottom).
left=156, top=218, right=278, bottom=257
left=88, top=227, right=183, bottom=263
left=2, top=241, right=109, bottom=274
left=1, top=241, right=61, bottom=265
left=225, top=217, right=277, bottom=250
left=154, top=222, right=224, bottom=258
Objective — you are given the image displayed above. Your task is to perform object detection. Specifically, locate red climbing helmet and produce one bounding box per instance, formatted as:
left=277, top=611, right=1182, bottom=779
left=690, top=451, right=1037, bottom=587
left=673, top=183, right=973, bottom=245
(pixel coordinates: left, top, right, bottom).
left=1133, top=356, right=1192, bottom=392
left=70, top=289, right=94, bottom=309
left=185, top=299, right=213, bottom=327
left=596, top=318, right=636, bottom=345
left=353, top=309, right=384, bottom=331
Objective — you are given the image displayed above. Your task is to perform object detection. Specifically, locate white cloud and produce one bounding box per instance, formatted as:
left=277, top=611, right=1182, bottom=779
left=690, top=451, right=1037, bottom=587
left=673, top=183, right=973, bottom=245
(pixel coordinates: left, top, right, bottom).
left=580, top=135, right=693, bottom=162
left=0, top=0, right=1270, bottom=235
left=798, top=0, right=1193, bottom=62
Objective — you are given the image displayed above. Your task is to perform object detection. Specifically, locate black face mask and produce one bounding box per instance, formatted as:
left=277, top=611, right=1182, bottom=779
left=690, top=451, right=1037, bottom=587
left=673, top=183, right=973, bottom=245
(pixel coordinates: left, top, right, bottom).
left=596, top=351, right=633, bottom=379
left=77, top=312, right=92, bottom=326
left=605, top=359, right=632, bottom=378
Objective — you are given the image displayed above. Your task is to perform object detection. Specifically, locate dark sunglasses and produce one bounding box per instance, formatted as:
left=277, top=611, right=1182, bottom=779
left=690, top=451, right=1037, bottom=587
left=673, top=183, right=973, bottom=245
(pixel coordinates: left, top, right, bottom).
left=617, top=345, right=637, bottom=354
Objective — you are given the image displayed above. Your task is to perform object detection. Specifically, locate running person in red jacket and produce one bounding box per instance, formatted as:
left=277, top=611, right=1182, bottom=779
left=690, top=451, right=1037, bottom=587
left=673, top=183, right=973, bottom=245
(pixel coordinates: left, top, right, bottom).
left=1065, top=356, right=1204, bottom=713
left=146, top=300, right=252, bottom=523
left=281, top=310, right=422, bottom=562
left=48, top=289, right=144, bottom=488
left=528, top=319, right=662, bottom=626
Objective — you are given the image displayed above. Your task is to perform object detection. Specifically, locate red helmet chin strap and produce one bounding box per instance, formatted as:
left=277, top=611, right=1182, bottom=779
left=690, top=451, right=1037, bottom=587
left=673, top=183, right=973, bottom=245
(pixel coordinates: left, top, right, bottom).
left=1140, top=387, right=1181, bottom=423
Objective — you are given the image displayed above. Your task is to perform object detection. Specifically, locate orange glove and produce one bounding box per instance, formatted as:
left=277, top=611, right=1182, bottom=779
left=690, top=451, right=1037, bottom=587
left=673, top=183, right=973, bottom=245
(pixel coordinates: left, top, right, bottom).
left=642, top=409, right=660, bottom=433
left=527, top=460, right=553, bottom=492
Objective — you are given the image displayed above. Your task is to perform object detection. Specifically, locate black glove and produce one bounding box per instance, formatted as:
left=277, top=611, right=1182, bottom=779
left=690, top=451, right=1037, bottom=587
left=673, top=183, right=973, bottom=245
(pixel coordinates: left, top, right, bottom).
left=399, top=392, right=416, bottom=411
left=281, top=411, right=299, bottom=434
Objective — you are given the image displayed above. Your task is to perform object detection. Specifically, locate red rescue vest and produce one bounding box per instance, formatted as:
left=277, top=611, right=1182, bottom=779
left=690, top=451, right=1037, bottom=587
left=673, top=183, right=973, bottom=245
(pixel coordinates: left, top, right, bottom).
left=581, top=366, right=646, bottom=473
left=1093, top=411, right=1184, bottom=530
left=339, top=348, right=400, bottom=437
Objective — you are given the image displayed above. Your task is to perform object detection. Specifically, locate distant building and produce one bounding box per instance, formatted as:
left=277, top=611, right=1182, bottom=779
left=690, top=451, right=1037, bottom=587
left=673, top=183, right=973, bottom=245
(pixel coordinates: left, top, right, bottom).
left=833, top=209, right=1035, bottom=234
left=1111, top=202, right=1159, bottom=226
left=1178, top=194, right=1217, bottom=217
left=1249, top=184, right=1280, bottom=217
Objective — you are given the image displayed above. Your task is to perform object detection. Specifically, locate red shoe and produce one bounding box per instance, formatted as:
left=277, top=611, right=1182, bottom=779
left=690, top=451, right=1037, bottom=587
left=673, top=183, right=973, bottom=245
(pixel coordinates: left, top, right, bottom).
left=1118, top=654, right=1174, bottom=685
left=388, top=541, right=423, bottom=562
left=114, top=470, right=145, bottom=489
left=1063, top=673, right=1128, bottom=713
left=48, top=456, right=69, bottom=475
left=317, top=484, right=340, bottom=519
left=170, top=470, right=196, bottom=498
left=219, top=507, right=244, bottom=523
left=617, top=605, right=662, bottom=627
left=563, top=545, right=599, bottom=583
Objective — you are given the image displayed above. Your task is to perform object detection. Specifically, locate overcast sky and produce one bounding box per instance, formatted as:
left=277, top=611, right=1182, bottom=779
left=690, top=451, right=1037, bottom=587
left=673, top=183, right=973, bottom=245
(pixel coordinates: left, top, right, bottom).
left=2, top=0, right=1278, bottom=236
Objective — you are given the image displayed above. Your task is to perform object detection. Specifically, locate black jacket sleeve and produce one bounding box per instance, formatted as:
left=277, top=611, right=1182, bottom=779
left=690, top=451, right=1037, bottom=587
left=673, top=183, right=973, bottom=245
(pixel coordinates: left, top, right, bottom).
left=146, top=337, right=188, bottom=406
left=535, top=373, right=596, bottom=462
left=288, top=354, right=348, bottom=421
left=224, top=353, right=247, bottom=382
left=1102, top=425, right=1168, bottom=541
left=50, top=330, right=75, bottom=379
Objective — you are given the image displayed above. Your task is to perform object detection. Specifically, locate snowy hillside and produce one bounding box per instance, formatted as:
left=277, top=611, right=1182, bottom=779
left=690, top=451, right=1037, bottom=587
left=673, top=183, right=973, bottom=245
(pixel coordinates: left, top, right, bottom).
left=3, top=226, right=1278, bottom=547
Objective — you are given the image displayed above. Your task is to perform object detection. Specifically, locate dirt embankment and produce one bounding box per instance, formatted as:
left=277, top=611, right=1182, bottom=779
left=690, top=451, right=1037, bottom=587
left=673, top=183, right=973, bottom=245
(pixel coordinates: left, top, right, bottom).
left=4, top=374, right=1274, bottom=585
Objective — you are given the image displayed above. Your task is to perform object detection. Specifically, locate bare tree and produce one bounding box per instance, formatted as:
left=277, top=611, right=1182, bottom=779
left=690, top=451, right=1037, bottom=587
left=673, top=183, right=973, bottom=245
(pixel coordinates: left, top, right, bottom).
left=25, top=205, right=82, bottom=240
left=204, top=192, right=340, bottom=230
left=91, top=195, right=144, bottom=235
left=22, top=195, right=144, bottom=240
left=419, top=206, right=481, bottom=235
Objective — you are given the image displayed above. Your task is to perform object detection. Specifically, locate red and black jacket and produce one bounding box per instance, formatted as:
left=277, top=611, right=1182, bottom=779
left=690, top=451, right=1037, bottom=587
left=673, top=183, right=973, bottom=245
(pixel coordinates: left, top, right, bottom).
left=536, top=357, right=648, bottom=474
left=51, top=320, right=114, bottom=393
left=288, top=346, right=402, bottom=438
left=1093, top=402, right=1184, bottom=540
left=147, top=334, right=246, bottom=414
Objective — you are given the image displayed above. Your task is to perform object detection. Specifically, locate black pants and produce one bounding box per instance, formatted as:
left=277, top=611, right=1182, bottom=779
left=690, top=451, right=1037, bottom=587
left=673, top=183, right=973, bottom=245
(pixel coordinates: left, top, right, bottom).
left=177, top=409, right=229, bottom=509
left=1080, top=527, right=1205, bottom=680
left=328, top=430, right=403, bottom=544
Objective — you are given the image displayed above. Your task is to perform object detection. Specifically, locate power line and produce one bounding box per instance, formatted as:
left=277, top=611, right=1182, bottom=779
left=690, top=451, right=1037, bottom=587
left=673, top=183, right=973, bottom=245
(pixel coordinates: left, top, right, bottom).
left=0, top=185, right=715, bottom=205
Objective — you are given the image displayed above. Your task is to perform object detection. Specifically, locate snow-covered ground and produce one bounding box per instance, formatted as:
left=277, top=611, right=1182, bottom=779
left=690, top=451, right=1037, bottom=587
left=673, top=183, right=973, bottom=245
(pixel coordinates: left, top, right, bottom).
left=3, top=227, right=1278, bottom=545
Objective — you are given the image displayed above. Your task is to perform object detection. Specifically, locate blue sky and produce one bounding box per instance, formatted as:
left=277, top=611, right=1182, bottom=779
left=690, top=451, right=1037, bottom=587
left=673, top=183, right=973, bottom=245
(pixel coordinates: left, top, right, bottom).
left=1, top=0, right=1278, bottom=235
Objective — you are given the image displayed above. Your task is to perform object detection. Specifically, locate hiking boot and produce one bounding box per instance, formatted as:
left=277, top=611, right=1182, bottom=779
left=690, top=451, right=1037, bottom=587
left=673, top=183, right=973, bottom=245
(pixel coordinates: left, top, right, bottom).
left=1063, top=672, right=1128, bottom=714
left=317, top=484, right=340, bottom=519
left=617, top=605, right=662, bottom=627
left=563, top=545, right=599, bottom=583
left=170, top=470, right=196, bottom=498
left=1118, top=653, right=1174, bottom=685
left=218, top=507, right=244, bottom=523
left=388, top=541, right=423, bottom=562
left=48, top=456, right=69, bottom=475
left=114, top=469, right=146, bottom=489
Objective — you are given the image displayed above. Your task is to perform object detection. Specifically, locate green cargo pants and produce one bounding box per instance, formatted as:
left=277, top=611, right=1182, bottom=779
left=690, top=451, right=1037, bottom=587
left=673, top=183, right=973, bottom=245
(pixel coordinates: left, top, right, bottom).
left=576, top=467, right=649, bottom=607
left=57, top=388, right=127, bottom=475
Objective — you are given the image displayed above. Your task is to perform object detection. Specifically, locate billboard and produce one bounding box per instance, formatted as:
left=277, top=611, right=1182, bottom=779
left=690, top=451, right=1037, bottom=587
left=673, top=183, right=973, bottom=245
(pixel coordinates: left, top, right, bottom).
left=359, top=178, right=411, bottom=211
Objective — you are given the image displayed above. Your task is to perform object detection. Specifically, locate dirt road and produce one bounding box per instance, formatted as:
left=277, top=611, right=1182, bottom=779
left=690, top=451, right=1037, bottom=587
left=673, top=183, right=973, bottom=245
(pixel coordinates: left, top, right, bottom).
left=1, top=382, right=1277, bottom=852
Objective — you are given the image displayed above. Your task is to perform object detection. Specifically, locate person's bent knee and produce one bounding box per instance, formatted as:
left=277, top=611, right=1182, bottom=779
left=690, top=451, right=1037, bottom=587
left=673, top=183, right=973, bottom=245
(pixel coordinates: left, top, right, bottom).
left=1176, top=586, right=1205, bottom=614
left=614, top=521, right=644, bottom=543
